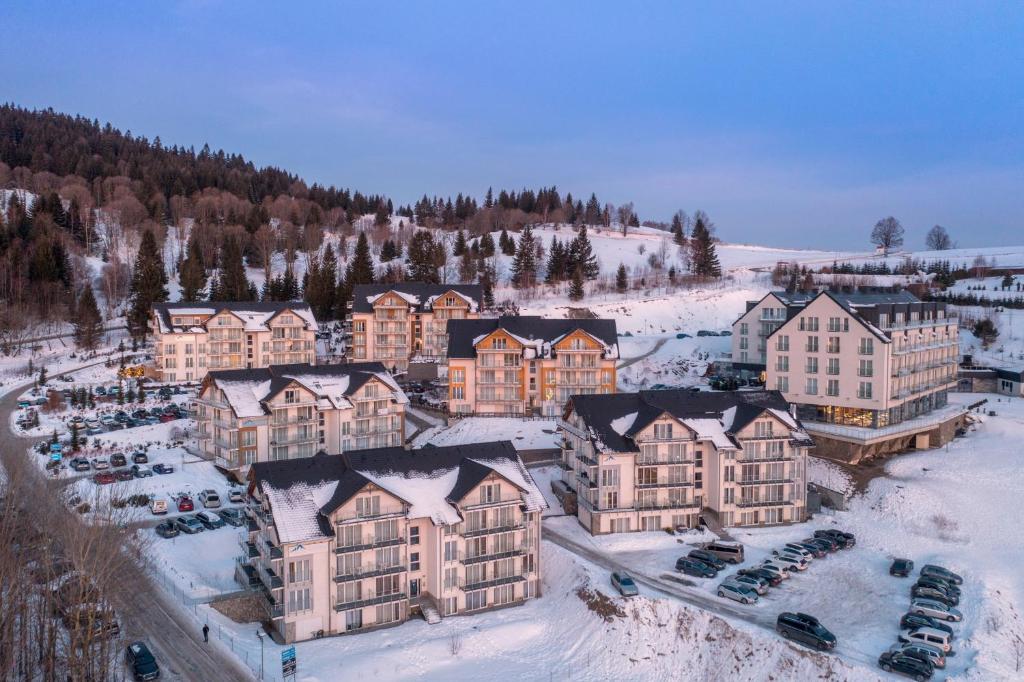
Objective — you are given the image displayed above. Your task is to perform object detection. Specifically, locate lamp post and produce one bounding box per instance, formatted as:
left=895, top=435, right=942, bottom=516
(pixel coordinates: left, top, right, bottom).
left=256, top=629, right=265, bottom=681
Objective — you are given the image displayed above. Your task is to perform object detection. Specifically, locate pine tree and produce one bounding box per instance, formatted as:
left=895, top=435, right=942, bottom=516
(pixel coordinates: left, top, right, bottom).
left=73, top=284, right=104, bottom=350
left=459, top=248, right=478, bottom=283
left=126, top=385, right=136, bottom=403
left=39, top=366, right=47, bottom=386
left=510, top=225, right=538, bottom=289
left=70, top=422, right=80, bottom=452
left=567, top=225, right=600, bottom=279
left=499, top=228, right=516, bottom=256
left=379, top=239, right=397, bottom=262
left=179, top=232, right=207, bottom=301
left=545, top=237, right=567, bottom=283
left=671, top=211, right=687, bottom=246
left=127, top=229, right=169, bottom=339
left=568, top=266, right=585, bottom=301
left=479, top=265, right=495, bottom=309
left=616, top=263, right=628, bottom=293
left=406, top=230, right=440, bottom=283
left=210, top=234, right=255, bottom=300
left=453, top=230, right=467, bottom=257
left=690, top=213, right=721, bottom=278
left=345, top=232, right=376, bottom=287
left=479, top=232, right=495, bottom=257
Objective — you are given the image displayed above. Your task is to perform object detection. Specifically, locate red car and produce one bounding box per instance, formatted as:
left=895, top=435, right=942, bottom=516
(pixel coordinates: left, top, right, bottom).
left=177, top=496, right=194, bottom=512
left=114, top=469, right=134, bottom=482
left=93, top=472, right=116, bottom=485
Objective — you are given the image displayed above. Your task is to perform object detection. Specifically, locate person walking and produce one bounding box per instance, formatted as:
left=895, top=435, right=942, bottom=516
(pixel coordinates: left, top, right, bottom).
left=202, top=624, right=209, bottom=643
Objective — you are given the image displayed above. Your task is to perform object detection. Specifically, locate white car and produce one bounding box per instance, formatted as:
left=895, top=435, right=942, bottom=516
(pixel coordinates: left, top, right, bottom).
left=199, top=489, right=222, bottom=509
left=717, top=582, right=758, bottom=605
left=776, top=544, right=813, bottom=560
left=758, top=561, right=790, bottom=580
left=910, top=598, right=963, bottom=622
left=724, top=575, right=768, bottom=595
left=772, top=554, right=808, bottom=571
left=91, top=457, right=110, bottom=470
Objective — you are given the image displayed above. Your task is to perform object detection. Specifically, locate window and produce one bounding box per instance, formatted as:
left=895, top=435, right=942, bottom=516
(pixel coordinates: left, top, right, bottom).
left=858, top=359, right=873, bottom=377
left=859, top=338, right=874, bottom=355
left=653, top=423, right=673, bottom=440
left=466, top=590, right=487, bottom=611
left=493, top=584, right=515, bottom=605
left=491, top=337, right=507, bottom=349
left=723, top=487, right=735, bottom=504
left=740, top=322, right=748, bottom=335
left=858, top=382, right=873, bottom=399
left=776, top=335, right=789, bottom=352
left=805, top=336, right=819, bottom=353
left=775, top=356, right=789, bottom=372
left=799, top=316, right=819, bottom=332
left=754, top=421, right=774, bottom=438
left=827, top=379, right=840, bottom=396
left=410, top=552, right=420, bottom=571
left=287, top=558, right=311, bottom=583
left=694, top=471, right=703, bottom=490
left=375, top=602, right=402, bottom=624
left=287, top=587, right=311, bottom=614
left=600, top=466, right=620, bottom=487
left=775, top=376, right=789, bottom=392
left=602, top=491, right=619, bottom=509
left=805, top=357, right=818, bottom=374
left=409, top=527, right=420, bottom=545
left=827, top=358, right=840, bottom=375
left=827, top=337, right=840, bottom=353
left=479, top=484, right=499, bottom=504
left=444, top=540, right=457, bottom=562
left=805, top=378, right=818, bottom=395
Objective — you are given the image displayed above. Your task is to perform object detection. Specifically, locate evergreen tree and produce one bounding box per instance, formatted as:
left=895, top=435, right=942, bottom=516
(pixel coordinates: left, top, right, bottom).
left=39, top=366, right=47, bottom=386
left=584, top=193, right=602, bottom=225
left=616, top=263, right=628, bottom=293
left=117, top=381, right=125, bottom=405
left=126, top=385, right=136, bottom=403
left=453, top=230, right=467, bottom=257
left=70, top=422, right=80, bottom=452
left=689, top=213, right=721, bottom=278
left=499, top=228, right=516, bottom=256
left=479, top=232, right=496, bottom=257
left=510, top=225, right=538, bottom=289
left=545, top=237, right=567, bottom=283
left=406, top=230, right=440, bottom=283
left=73, top=284, right=104, bottom=350
left=210, top=235, right=255, bottom=301
left=345, top=232, right=376, bottom=286
left=671, top=211, right=687, bottom=246
left=379, top=239, right=397, bottom=262
left=479, top=265, right=495, bottom=309
left=127, top=229, right=169, bottom=339
left=179, top=232, right=207, bottom=301
left=567, top=225, right=600, bottom=279
left=459, top=248, right=478, bottom=283
left=568, top=266, right=585, bottom=301
left=304, top=245, right=337, bottom=319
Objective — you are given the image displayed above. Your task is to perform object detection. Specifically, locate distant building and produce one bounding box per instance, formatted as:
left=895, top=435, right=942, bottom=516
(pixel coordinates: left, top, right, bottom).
left=559, top=390, right=813, bottom=533
left=446, top=316, right=619, bottom=417
left=195, top=362, right=406, bottom=474
left=344, top=283, right=483, bottom=373
left=243, top=442, right=545, bottom=642
left=149, top=302, right=317, bottom=382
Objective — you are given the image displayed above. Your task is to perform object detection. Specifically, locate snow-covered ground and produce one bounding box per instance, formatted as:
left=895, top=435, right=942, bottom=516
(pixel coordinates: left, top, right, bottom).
left=411, top=417, right=560, bottom=451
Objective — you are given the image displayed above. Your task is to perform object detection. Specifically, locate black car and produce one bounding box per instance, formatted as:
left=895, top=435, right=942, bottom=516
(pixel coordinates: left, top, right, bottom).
left=911, top=584, right=959, bottom=607
left=776, top=612, right=836, bottom=651
left=687, top=549, right=726, bottom=571
left=155, top=521, right=179, bottom=539
left=110, top=453, right=127, bottom=467
left=920, top=564, right=963, bottom=585
left=739, top=567, right=782, bottom=587
left=878, top=651, right=933, bottom=680
left=900, top=612, right=955, bottom=637
left=132, top=409, right=149, bottom=419
left=891, top=558, right=915, bottom=577
left=675, top=557, right=717, bottom=578
left=814, top=529, right=855, bottom=548
left=114, top=411, right=130, bottom=423
left=70, top=457, right=91, bottom=472
left=131, top=451, right=148, bottom=464
left=916, top=576, right=961, bottom=599
left=125, top=640, right=160, bottom=681
left=152, top=463, right=174, bottom=475
left=804, top=536, right=838, bottom=553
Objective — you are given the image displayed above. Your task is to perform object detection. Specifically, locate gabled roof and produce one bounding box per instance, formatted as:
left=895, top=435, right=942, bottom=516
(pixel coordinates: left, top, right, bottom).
left=567, top=390, right=812, bottom=455
left=205, top=362, right=407, bottom=418
left=765, top=290, right=891, bottom=343
left=732, top=291, right=815, bottom=326
left=250, top=442, right=547, bottom=542
left=153, top=301, right=317, bottom=334
left=446, top=316, right=619, bottom=359
left=350, top=283, right=483, bottom=314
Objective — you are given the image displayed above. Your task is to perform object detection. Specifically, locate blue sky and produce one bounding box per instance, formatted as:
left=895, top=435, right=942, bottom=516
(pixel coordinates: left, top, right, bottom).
left=2, top=1, right=1022, bottom=249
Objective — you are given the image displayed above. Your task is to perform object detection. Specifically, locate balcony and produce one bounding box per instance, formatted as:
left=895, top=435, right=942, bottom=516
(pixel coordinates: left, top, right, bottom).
left=737, top=478, right=794, bottom=486
left=269, top=433, right=317, bottom=446
left=334, top=533, right=406, bottom=554
left=635, top=478, right=693, bottom=489
left=576, top=451, right=598, bottom=468
left=635, top=500, right=700, bottom=511
left=735, top=453, right=794, bottom=463
left=459, top=545, right=529, bottom=566
left=334, top=590, right=407, bottom=612
left=256, top=587, right=284, bottom=620
left=576, top=472, right=597, bottom=489
left=255, top=561, right=283, bottom=591
left=460, top=521, right=526, bottom=538
left=335, top=504, right=407, bottom=524
left=635, top=458, right=695, bottom=466
left=333, top=562, right=407, bottom=583
left=258, top=536, right=284, bottom=561
left=240, top=537, right=259, bottom=559
left=458, top=572, right=528, bottom=592
left=736, top=499, right=794, bottom=508
left=252, top=506, right=275, bottom=529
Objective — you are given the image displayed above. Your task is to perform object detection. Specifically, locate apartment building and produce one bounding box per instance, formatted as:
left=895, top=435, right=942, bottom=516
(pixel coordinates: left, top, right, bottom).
left=241, top=442, right=545, bottom=642
left=195, top=362, right=407, bottom=474
left=559, top=390, right=812, bottom=533
left=446, top=316, right=619, bottom=417
left=345, top=283, right=483, bottom=372
left=730, top=291, right=814, bottom=369
left=149, top=301, right=317, bottom=382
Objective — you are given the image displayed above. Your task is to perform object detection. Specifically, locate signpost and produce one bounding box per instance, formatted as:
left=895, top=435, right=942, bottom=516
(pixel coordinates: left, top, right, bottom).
left=281, top=645, right=297, bottom=679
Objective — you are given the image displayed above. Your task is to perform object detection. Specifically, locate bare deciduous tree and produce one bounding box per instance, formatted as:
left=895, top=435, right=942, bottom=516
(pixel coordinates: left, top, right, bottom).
left=925, top=224, right=953, bottom=251
left=870, top=216, right=904, bottom=253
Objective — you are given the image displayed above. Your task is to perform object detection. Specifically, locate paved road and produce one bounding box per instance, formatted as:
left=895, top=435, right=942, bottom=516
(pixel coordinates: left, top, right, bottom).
left=1, top=366, right=253, bottom=682
left=542, top=524, right=883, bottom=672
left=616, top=337, right=668, bottom=370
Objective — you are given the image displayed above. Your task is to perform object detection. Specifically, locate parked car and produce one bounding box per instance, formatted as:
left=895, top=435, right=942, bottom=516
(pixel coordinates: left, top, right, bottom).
left=94, top=386, right=107, bottom=396
left=724, top=575, right=768, bottom=595
left=889, top=642, right=946, bottom=670
left=158, top=413, right=176, bottom=423
left=131, top=451, right=148, bottom=464
left=93, top=472, right=116, bottom=484
left=198, top=489, right=222, bottom=509
left=900, top=612, right=955, bottom=637
left=776, top=612, right=836, bottom=651
left=131, top=409, right=149, bottom=419
left=114, top=411, right=129, bottom=423
left=688, top=549, right=726, bottom=571
left=115, top=469, right=134, bottom=482
left=759, top=560, right=792, bottom=578
left=110, top=453, right=127, bottom=467
left=177, top=496, right=194, bottom=512
left=195, top=510, right=226, bottom=530
left=910, top=598, right=962, bottom=622
left=675, top=557, right=717, bottom=578
left=91, top=457, right=110, bottom=470
left=771, top=553, right=808, bottom=571
left=891, top=558, right=915, bottom=577
left=125, top=640, right=161, bottom=681
left=154, top=520, right=178, bottom=538
left=175, top=515, right=204, bottom=534
left=912, top=585, right=959, bottom=607
left=916, top=576, right=961, bottom=599
left=150, top=498, right=168, bottom=515
left=793, top=541, right=827, bottom=558
left=704, top=541, right=744, bottom=564
left=898, top=626, right=954, bottom=654
left=228, top=489, right=245, bottom=503
left=803, top=536, right=838, bottom=553
left=100, top=416, right=116, bottom=428
left=611, top=572, right=639, bottom=597
left=131, top=464, right=153, bottom=478
left=70, top=457, right=91, bottom=472
left=877, top=651, right=934, bottom=681
left=814, top=529, right=855, bottom=548
left=775, top=544, right=814, bottom=560
left=920, top=564, right=963, bottom=585
left=739, top=567, right=782, bottom=587
left=717, top=582, right=758, bottom=605
left=151, top=463, right=174, bottom=475
left=217, top=508, right=246, bottom=527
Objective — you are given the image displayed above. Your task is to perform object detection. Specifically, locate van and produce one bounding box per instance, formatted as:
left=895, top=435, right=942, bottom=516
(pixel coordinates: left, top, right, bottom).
left=705, top=542, right=744, bottom=564
left=149, top=498, right=168, bottom=515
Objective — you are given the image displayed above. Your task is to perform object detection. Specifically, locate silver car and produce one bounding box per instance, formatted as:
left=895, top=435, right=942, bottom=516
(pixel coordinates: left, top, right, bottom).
left=611, top=572, right=639, bottom=597
left=888, top=642, right=946, bottom=669
left=717, top=582, right=758, bottom=605
left=910, top=598, right=963, bottom=622
left=759, top=561, right=790, bottom=580
left=725, top=575, right=768, bottom=595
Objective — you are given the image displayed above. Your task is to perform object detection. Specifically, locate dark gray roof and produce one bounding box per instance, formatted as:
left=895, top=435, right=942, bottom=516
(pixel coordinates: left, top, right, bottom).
left=995, top=368, right=1024, bottom=382
left=568, top=390, right=806, bottom=453
left=349, top=283, right=483, bottom=314
left=446, top=316, right=618, bottom=358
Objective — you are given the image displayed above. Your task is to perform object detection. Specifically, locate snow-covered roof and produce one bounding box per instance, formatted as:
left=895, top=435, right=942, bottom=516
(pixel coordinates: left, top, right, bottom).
left=350, top=283, right=483, bottom=314
left=610, top=412, right=638, bottom=436
left=262, top=479, right=338, bottom=543
left=152, top=301, right=317, bottom=335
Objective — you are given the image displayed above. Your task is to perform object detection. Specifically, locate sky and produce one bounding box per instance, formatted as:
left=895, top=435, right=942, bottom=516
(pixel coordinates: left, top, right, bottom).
left=2, top=1, right=1022, bottom=249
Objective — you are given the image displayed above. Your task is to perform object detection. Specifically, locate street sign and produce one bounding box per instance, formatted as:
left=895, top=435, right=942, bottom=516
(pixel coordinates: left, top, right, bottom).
left=282, top=646, right=297, bottom=677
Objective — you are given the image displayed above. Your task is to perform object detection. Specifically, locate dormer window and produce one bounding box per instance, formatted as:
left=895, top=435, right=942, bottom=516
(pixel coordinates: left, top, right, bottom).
left=479, top=484, right=499, bottom=504
left=654, top=423, right=673, bottom=440
left=445, top=296, right=456, bottom=306
left=492, top=337, right=507, bottom=350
